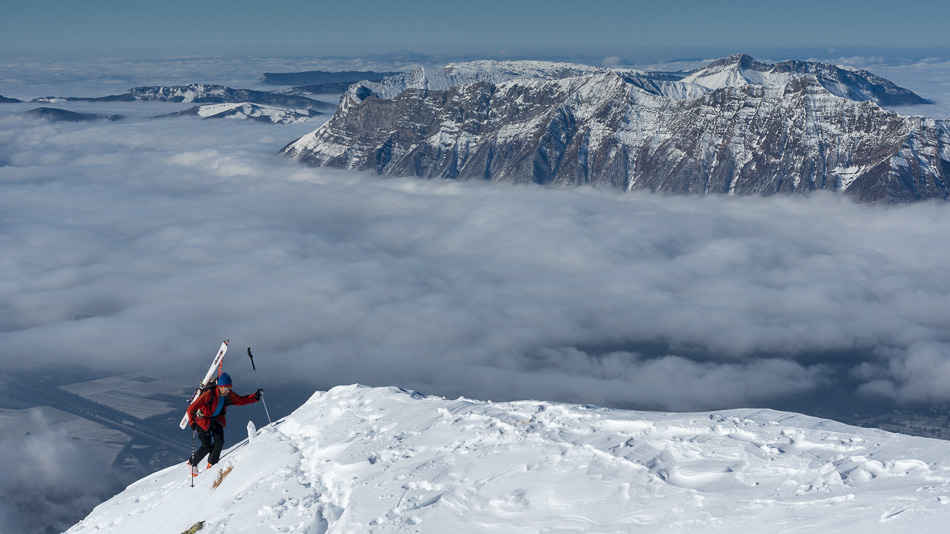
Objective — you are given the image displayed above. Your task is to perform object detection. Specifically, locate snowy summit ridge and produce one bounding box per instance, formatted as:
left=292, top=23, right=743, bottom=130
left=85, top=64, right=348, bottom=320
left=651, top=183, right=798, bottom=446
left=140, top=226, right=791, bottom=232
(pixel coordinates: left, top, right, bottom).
left=682, top=53, right=930, bottom=106
left=68, top=385, right=950, bottom=533
left=283, top=55, right=950, bottom=203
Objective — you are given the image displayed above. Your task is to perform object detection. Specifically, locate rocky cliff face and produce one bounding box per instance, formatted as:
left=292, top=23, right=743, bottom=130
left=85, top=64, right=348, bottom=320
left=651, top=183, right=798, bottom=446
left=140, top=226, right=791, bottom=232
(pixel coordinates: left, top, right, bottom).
left=282, top=56, right=950, bottom=203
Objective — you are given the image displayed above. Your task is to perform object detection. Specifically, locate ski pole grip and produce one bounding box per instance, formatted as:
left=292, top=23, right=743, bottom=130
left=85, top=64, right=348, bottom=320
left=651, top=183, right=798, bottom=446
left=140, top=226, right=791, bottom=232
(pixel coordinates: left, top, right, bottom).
left=247, top=347, right=256, bottom=370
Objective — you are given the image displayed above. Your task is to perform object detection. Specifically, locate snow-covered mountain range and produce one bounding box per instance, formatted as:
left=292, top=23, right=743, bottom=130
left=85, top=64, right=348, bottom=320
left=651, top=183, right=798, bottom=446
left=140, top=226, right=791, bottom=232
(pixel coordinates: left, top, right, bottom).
left=156, top=102, right=320, bottom=124
left=66, top=385, right=950, bottom=533
left=282, top=55, right=950, bottom=203
left=32, top=84, right=333, bottom=113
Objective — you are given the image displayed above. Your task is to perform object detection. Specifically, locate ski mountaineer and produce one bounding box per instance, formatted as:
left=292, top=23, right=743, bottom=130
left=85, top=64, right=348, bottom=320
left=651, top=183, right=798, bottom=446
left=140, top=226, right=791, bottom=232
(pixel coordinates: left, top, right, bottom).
left=186, top=372, right=262, bottom=475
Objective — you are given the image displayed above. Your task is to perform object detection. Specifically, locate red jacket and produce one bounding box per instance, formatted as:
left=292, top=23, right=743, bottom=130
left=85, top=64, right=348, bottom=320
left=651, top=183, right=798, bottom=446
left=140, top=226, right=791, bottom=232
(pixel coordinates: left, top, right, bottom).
left=187, top=388, right=258, bottom=431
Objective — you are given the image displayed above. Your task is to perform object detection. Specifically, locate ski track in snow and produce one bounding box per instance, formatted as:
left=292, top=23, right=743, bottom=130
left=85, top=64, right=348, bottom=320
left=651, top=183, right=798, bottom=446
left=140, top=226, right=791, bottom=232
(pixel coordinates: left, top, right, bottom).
left=66, top=385, right=950, bottom=533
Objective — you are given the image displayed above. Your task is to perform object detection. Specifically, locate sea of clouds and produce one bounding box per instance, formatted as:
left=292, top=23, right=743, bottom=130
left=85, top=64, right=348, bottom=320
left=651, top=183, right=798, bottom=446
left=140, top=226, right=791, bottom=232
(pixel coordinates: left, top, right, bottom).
left=2, top=54, right=950, bottom=412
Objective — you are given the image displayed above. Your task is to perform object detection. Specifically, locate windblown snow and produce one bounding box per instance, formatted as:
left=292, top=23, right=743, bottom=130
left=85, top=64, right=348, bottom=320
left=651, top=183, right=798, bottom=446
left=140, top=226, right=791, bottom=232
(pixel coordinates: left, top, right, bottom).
left=67, top=385, right=950, bottom=533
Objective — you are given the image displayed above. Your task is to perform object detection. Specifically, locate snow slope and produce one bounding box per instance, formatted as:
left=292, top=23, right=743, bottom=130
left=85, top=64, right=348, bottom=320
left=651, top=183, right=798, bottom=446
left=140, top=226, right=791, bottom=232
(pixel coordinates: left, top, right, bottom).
left=66, top=385, right=950, bottom=533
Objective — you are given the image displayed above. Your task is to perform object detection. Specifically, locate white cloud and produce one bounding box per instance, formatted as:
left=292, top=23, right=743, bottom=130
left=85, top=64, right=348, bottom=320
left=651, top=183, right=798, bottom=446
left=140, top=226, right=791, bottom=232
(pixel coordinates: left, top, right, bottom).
left=0, top=410, right=129, bottom=534
left=856, top=342, right=950, bottom=403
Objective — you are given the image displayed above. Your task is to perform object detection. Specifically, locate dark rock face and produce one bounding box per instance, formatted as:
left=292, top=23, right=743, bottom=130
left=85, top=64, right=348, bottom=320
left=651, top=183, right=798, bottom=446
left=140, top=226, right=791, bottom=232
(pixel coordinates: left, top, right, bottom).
left=24, top=107, right=123, bottom=122
left=282, top=57, right=950, bottom=203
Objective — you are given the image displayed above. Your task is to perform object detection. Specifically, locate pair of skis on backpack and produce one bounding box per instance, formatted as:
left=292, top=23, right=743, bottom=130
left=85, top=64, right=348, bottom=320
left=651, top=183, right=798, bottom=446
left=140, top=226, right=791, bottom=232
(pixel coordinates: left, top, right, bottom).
left=180, top=340, right=272, bottom=430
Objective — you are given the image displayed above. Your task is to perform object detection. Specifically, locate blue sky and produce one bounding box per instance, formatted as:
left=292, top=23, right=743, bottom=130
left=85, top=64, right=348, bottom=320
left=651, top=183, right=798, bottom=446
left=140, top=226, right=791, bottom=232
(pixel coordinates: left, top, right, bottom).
left=1, top=0, right=948, bottom=59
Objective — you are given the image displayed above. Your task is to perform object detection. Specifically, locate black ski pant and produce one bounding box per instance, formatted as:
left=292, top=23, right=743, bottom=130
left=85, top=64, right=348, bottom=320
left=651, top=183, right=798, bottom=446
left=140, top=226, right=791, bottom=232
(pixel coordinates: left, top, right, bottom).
left=190, top=420, right=225, bottom=466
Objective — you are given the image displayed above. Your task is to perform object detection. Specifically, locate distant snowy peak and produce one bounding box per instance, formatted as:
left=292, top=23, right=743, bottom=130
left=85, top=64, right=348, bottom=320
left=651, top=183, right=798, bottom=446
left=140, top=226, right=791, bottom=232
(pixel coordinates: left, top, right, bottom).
left=443, top=59, right=619, bottom=83
left=344, top=54, right=927, bottom=108
left=125, top=84, right=333, bottom=112
left=32, top=84, right=333, bottom=113
left=682, top=53, right=776, bottom=87
left=128, top=84, right=240, bottom=102
left=683, top=53, right=929, bottom=106
left=345, top=60, right=708, bottom=102
left=156, top=102, right=319, bottom=124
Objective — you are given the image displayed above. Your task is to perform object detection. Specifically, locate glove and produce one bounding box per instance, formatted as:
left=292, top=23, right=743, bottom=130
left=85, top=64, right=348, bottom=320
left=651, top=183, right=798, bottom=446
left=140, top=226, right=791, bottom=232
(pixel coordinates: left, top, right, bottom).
left=190, top=422, right=197, bottom=431
left=254, top=388, right=263, bottom=400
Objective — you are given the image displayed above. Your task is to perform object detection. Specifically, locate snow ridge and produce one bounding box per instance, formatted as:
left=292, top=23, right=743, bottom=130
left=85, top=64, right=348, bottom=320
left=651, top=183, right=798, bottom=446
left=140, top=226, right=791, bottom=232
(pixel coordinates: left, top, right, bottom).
left=344, top=60, right=708, bottom=103
left=32, top=83, right=334, bottom=113
left=157, top=102, right=320, bottom=124
left=683, top=53, right=930, bottom=106
left=67, top=385, right=950, bottom=533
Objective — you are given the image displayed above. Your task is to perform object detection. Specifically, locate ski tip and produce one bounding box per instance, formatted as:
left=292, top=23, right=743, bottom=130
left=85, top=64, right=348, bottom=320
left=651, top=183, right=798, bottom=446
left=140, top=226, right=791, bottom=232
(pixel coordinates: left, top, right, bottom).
left=224, top=339, right=229, bottom=345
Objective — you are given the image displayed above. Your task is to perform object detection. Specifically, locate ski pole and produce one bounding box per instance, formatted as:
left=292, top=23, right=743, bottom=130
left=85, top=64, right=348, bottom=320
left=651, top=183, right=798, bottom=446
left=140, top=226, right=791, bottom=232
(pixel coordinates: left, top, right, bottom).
left=190, top=429, right=196, bottom=488
left=247, top=347, right=273, bottom=424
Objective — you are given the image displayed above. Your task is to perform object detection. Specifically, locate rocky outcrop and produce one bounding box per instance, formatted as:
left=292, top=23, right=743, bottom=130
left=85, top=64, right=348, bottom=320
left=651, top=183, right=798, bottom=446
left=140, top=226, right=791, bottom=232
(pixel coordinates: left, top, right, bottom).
left=24, top=107, right=123, bottom=122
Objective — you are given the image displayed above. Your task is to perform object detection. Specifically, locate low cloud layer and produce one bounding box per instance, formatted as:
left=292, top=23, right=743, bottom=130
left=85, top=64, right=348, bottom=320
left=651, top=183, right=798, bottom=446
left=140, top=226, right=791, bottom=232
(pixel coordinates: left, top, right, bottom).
left=4, top=55, right=950, bottom=421
left=0, top=410, right=131, bottom=534
left=3, top=101, right=950, bottom=415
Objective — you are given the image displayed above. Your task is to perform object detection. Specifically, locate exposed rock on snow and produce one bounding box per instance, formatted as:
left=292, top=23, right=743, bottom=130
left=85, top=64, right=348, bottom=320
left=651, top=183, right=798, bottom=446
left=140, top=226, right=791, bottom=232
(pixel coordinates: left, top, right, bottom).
left=283, top=56, right=950, bottom=203
left=156, top=102, right=320, bottom=124
left=66, top=385, right=950, bottom=533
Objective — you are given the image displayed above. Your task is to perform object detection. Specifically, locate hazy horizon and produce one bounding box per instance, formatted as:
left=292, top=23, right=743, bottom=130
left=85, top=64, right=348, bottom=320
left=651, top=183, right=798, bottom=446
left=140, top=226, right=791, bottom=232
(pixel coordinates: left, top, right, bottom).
left=2, top=0, right=949, bottom=58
